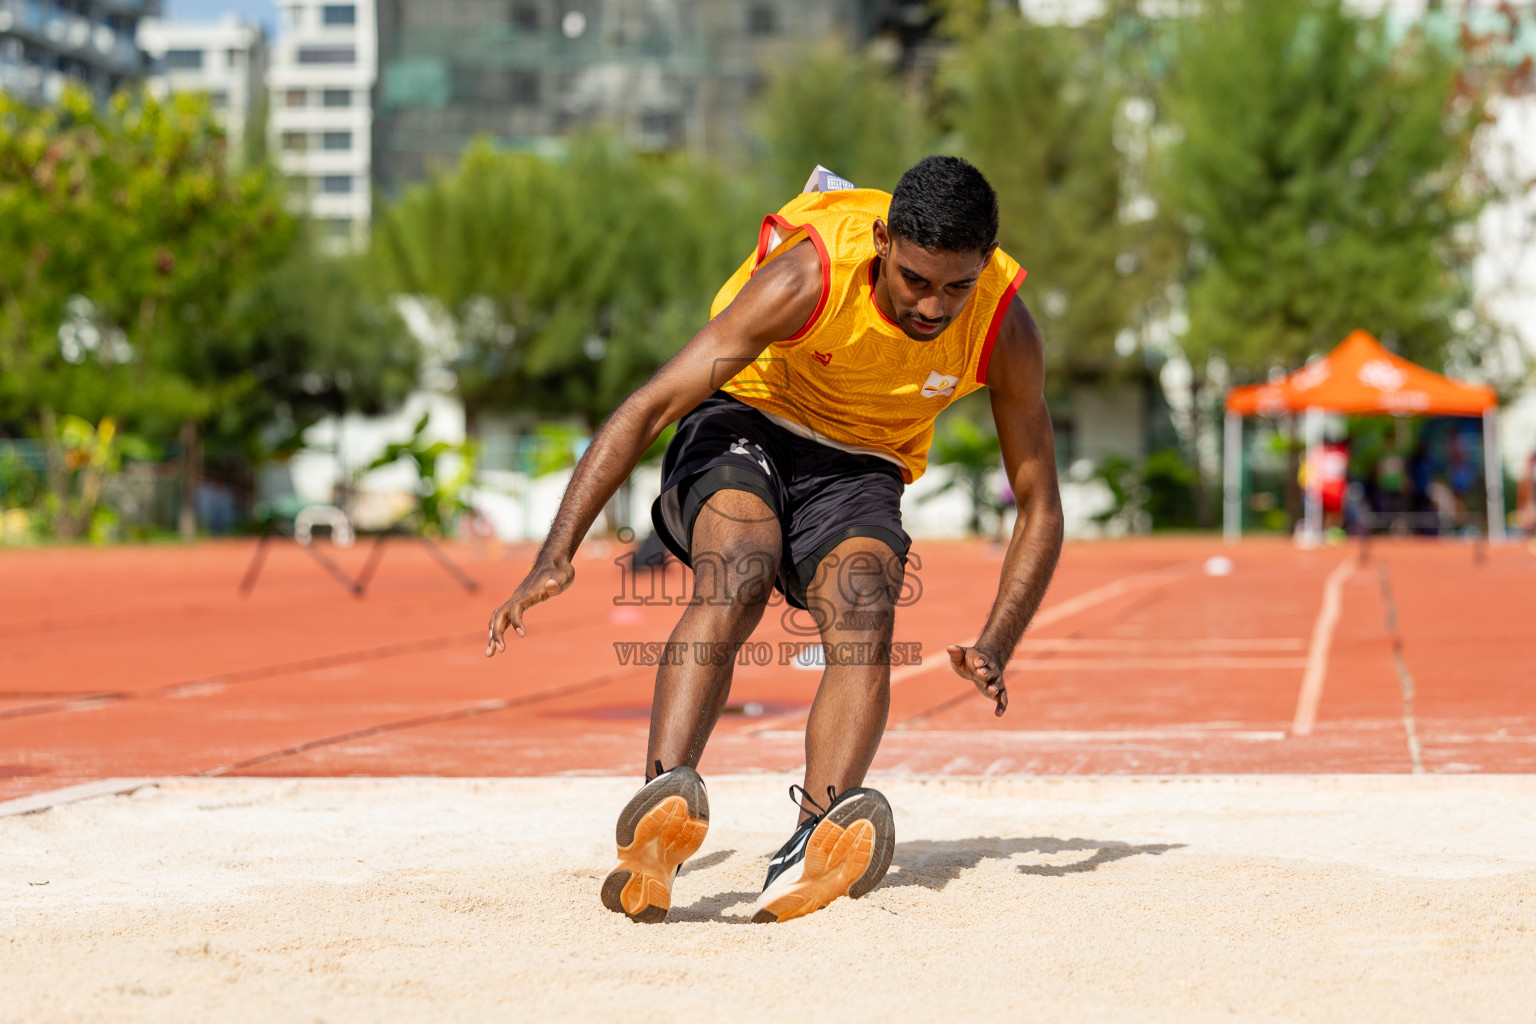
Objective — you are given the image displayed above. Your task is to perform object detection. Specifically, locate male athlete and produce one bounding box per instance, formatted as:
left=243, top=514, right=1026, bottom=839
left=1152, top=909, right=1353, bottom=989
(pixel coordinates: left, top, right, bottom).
left=486, top=156, right=1063, bottom=923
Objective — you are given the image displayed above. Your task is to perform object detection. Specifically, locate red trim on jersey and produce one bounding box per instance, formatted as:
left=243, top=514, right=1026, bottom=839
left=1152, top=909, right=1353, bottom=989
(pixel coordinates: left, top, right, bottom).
left=977, top=267, right=1027, bottom=385
left=750, top=214, right=831, bottom=341
left=866, top=259, right=904, bottom=331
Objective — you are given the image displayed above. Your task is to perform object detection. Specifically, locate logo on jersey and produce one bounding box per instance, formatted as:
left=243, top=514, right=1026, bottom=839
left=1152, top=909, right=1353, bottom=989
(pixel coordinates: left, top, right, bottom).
left=812, top=351, right=833, bottom=367
left=920, top=370, right=960, bottom=398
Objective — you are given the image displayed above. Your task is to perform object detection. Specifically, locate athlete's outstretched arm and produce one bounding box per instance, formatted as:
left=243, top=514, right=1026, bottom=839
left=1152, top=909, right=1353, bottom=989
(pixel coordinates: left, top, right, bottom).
left=486, top=241, right=823, bottom=654
left=946, top=299, right=1064, bottom=715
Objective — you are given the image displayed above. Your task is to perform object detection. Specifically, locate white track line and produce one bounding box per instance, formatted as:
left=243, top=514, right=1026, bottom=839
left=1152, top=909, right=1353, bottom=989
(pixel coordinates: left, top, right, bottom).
left=0, top=777, right=160, bottom=818
left=1005, top=657, right=1308, bottom=671
left=758, top=729, right=1287, bottom=743
left=1017, top=638, right=1304, bottom=653
left=888, top=560, right=1196, bottom=688
left=1375, top=565, right=1427, bottom=775
left=749, top=561, right=1194, bottom=736
left=1290, top=558, right=1356, bottom=737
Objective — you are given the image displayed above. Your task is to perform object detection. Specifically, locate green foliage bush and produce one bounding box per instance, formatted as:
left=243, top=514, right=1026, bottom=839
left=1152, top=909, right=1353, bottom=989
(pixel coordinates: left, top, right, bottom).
left=0, top=0, right=1519, bottom=543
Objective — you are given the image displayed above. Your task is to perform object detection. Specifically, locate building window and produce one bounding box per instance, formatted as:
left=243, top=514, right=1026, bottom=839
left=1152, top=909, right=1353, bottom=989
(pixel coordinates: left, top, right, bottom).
left=297, top=46, right=355, bottom=65
left=510, top=70, right=539, bottom=105
left=321, top=88, right=351, bottom=107
left=285, top=4, right=304, bottom=28
left=209, top=89, right=228, bottom=109
left=321, top=4, right=356, bottom=25
left=323, top=217, right=352, bottom=239
left=641, top=111, right=680, bottom=138
left=226, top=48, right=242, bottom=68
left=164, top=49, right=204, bottom=70
left=510, top=2, right=539, bottom=30
left=320, top=175, right=353, bottom=194
left=284, top=88, right=307, bottom=107
left=747, top=3, right=777, bottom=36
left=321, top=131, right=351, bottom=151
left=282, top=131, right=308, bottom=152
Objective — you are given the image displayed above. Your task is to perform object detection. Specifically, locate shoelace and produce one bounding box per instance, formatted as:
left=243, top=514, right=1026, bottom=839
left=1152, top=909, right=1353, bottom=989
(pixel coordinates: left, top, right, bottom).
left=788, top=783, right=841, bottom=820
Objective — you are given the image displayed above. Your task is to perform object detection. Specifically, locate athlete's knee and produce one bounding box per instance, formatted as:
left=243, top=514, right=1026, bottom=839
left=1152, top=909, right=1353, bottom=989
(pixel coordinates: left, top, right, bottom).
left=695, top=488, right=778, bottom=535
left=803, top=560, right=900, bottom=646
left=807, top=540, right=904, bottom=616
left=687, top=546, right=780, bottom=615
left=835, top=546, right=904, bottom=610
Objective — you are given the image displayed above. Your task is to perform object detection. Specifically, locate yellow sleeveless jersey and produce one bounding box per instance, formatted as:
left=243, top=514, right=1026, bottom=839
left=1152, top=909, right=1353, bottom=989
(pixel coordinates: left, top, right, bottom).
left=710, top=187, right=1026, bottom=483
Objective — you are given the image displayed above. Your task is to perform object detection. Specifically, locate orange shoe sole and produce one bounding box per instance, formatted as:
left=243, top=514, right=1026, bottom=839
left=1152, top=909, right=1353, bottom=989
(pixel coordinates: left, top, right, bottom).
left=753, top=788, right=894, bottom=924
left=600, top=770, right=709, bottom=923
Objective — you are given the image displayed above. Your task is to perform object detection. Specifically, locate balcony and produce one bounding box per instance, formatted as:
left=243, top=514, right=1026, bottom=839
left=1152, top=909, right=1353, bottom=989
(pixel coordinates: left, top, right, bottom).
left=0, top=1, right=146, bottom=75
left=0, top=59, right=43, bottom=102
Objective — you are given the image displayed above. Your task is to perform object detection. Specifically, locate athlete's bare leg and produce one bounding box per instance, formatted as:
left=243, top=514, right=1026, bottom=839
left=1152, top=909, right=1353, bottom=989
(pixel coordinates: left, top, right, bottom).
left=644, top=488, right=781, bottom=774
left=798, top=536, right=902, bottom=820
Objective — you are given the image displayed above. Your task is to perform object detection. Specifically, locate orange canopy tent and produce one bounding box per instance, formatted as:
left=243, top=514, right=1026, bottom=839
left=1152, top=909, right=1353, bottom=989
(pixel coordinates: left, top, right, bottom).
left=1221, top=330, right=1503, bottom=542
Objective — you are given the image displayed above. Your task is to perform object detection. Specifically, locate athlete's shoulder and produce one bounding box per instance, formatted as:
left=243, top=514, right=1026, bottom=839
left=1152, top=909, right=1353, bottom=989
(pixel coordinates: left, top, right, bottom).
left=753, top=235, right=824, bottom=298
left=983, top=295, right=1044, bottom=391
left=720, top=237, right=824, bottom=342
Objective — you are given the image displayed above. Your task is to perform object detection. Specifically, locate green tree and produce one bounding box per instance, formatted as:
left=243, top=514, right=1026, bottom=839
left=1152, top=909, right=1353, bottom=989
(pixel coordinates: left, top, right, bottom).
left=213, top=241, right=420, bottom=462
left=753, top=38, right=932, bottom=197
left=1, top=86, right=416, bottom=538
left=1157, top=0, right=1490, bottom=522
left=1162, top=0, right=1486, bottom=372
left=938, top=9, right=1179, bottom=379
left=0, top=86, right=295, bottom=537
left=369, top=137, right=754, bottom=431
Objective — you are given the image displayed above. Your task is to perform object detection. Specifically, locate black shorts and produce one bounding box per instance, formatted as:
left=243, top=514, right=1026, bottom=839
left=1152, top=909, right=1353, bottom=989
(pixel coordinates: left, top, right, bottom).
left=650, top=392, right=910, bottom=611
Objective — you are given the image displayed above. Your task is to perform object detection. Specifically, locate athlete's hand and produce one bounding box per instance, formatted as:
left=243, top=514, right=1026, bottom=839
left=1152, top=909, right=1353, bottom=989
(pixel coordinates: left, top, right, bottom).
left=946, top=643, right=1008, bottom=717
left=486, top=559, right=575, bottom=656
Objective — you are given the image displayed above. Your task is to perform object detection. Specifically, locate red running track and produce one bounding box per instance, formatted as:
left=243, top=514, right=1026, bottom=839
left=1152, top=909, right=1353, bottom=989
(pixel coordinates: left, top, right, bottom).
left=1, top=534, right=1532, bottom=803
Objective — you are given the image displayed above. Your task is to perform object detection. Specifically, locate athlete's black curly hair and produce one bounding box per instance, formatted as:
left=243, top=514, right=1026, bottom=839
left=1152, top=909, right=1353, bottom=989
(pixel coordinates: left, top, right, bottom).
left=887, top=156, right=999, bottom=255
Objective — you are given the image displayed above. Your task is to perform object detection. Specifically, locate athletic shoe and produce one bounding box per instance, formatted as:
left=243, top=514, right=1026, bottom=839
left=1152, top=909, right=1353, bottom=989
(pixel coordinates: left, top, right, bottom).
left=752, top=784, right=895, bottom=923
left=600, top=761, right=710, bottom=923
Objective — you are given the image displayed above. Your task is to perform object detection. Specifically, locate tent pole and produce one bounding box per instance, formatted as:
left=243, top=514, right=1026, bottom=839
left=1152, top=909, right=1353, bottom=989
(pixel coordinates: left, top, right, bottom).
left=1303, top=406, right=1323, bottom=546
left=1484, top=407, right=1505, bottom=544
left=1223, top=411, right=1241, bottom=545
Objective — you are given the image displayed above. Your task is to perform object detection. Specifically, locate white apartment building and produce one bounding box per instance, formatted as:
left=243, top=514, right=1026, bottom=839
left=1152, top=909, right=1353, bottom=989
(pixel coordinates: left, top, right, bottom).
left=139, top=15, right=266, bottom=166
left=267, top=0, right=376, bottom=246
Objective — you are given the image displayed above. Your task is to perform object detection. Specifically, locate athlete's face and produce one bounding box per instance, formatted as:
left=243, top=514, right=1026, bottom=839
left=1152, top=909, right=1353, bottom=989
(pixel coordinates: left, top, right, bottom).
left=872, top=220, right=996, bottom=342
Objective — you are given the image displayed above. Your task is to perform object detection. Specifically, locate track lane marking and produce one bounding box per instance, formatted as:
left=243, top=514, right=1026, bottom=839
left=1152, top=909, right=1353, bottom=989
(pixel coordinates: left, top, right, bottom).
left=1004, top=656, right=1307, bottom=671
left=197, top=667, right=651, bottom=777
left=0, top=608, right=608, bottom=723
left=1376, top=565, right=1426, bottom=774
left=890, top=559, right=1198, bottom=686
left=765, top=729, right=1287, bottom=742
left=1016, top=638, right=1304, bottom=652
left=751, top=561, right=1196, bottom=737
left=1289, top=558, right=1356, bottom=738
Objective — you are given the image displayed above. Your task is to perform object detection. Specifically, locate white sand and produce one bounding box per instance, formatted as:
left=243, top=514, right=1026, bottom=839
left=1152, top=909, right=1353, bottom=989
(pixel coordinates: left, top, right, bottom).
left=4, top=775, right=1535, bottom=1023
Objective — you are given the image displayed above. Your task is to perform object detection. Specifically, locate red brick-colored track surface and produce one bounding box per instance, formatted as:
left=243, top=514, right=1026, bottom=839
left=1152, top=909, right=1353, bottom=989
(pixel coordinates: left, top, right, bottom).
left=2, top=534, right=1532, bottom=803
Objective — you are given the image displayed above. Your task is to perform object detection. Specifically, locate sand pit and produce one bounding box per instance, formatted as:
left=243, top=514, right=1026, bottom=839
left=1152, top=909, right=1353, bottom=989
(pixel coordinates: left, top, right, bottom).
left=4, top=774, right=1535, bottom=1022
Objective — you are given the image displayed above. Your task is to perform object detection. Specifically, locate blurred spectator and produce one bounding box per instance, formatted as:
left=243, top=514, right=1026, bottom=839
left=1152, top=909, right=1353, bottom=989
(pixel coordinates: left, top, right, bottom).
left=1427, top=478, right=1458, bottom=534
left=1447, top=428, right=1474, bottom=528
left=1319, top=441, right=1350, bottom=530
left=1407, top=440, right=1434, bottom=534
left=1376, top=447, right=1407, bottom=532
left=1516, top=451, right=1536, bottom=536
